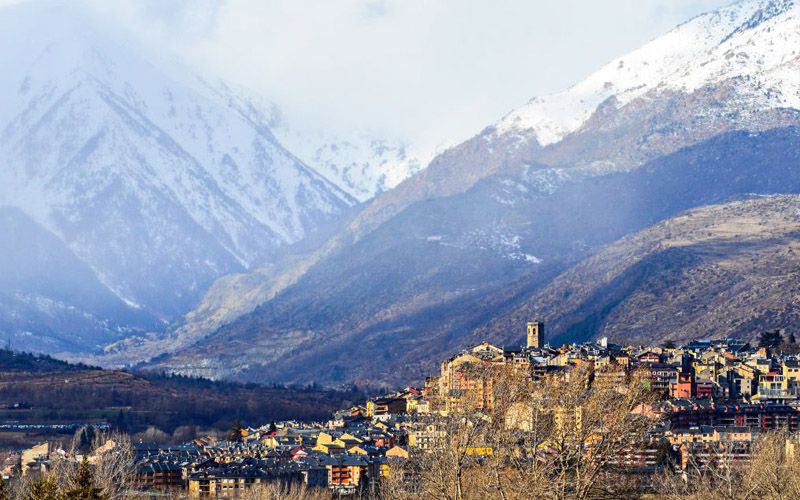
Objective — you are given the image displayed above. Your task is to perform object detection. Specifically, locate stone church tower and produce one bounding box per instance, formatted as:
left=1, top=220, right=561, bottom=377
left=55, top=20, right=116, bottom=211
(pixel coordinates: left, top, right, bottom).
left=527, top=321, right=544, bottom=349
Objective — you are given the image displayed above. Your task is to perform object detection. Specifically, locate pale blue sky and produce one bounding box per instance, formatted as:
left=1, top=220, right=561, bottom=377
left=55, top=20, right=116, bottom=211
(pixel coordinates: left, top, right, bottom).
left=58, top=0, right=736, bottom=150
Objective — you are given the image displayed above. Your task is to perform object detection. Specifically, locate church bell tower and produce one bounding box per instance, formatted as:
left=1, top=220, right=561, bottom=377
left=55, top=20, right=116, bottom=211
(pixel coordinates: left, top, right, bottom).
left=527, top=321, right=544, bottom=349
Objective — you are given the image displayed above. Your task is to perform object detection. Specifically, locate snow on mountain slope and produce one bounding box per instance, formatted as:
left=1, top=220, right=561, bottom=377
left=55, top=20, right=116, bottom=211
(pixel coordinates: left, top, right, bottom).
left=139, top=0, right=800, bottom=384
left=207, top=81, right=428, bottom=202
left=0, top=206, right=159, bottom=353
left=273, top=128, right=427, bottom=202
left=0, top=1, right=355, bottom=326
left=496, top=0, right=800, bottom=146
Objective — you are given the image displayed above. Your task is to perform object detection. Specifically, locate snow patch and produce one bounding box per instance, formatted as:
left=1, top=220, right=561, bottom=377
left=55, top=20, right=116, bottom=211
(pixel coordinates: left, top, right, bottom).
left=493, top=0, right=800, bottom=146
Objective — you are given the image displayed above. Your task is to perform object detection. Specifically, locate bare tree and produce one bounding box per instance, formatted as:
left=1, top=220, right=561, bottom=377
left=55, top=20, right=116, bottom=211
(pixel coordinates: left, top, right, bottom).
left=14, top=469, right=59, bottom=500
left=237, top=481, right=329, bottom=500
left=747, top=432, right=800, bottom=500
left=91, top=432, right=136, bottom=499
left=386, top=363, right=661, bottom=500
left=656, top=432, right=800, bottom=500
left=133, top=426, right=169, bottom=444
left=657, top=441, right=754, bottom=500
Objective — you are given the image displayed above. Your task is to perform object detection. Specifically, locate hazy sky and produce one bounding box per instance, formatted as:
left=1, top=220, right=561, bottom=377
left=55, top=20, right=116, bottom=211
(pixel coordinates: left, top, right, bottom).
left=49, top=0, right=736, bottom=152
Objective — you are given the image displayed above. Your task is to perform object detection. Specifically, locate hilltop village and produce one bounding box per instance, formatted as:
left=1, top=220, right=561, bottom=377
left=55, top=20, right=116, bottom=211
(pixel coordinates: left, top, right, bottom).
left=9, top=323, right=800, bottom=497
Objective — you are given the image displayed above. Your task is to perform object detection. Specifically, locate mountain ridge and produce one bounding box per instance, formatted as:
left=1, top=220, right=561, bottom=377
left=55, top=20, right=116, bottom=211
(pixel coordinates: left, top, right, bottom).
left=148, top=126, right=800, bottom=386
left=0, top=1, right=357, bottom=352
left=475, top=194, right=800, bottom=348
left=494, top=0, right=799, bottom=147
left=126, top=0, right=800, bottom=382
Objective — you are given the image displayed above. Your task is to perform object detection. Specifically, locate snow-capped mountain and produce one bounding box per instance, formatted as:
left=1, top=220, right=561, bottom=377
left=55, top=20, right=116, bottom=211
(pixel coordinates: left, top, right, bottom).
left=205, top=81, right=428, bottom=203
left=273, top=128, right=427, bottom=202
left=139, top=0, right=800, bottom=386
left=495, top=0, right=799, bottom=147
left=0, top=1, right=355, bottom=350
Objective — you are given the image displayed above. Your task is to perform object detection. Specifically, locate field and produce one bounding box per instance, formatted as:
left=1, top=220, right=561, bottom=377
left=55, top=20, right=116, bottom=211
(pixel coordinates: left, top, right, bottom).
left=0, top=350, right=363, bottom=449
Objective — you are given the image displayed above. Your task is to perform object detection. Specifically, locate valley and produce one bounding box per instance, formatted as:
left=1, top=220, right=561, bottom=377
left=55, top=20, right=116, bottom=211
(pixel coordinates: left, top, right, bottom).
left=120, top=0, right=800, bottom=386
left=0, top=0, right=799, bottom=390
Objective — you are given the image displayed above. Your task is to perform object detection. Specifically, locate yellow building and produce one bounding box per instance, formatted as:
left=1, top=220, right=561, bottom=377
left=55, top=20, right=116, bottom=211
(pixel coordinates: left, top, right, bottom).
left=592, top=363, right=628, bottom=391
left=21, top=442, right=49, bottom=476
left=408, top=422, right=446, bottom=450
left=316, top=432, right=333, bottom=446
left=782, top=360, right=800, bottom=395
left=386, top=446, right=410, bottom=459
left=668, top=427, right=752, bottom=446
left=554, top=406, right=583, bottom=438
left=188, top=474, right=265, bottom=497
left=348, top=445, right=368, bottom=455
left=753, top=371, right=792, bottom=401
left=340, top=433, right=362, bottom=444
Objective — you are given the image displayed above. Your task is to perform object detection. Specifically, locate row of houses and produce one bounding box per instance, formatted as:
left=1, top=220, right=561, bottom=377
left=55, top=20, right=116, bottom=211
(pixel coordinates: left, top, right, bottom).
left=426, top=325, right=800, bottom=413
left=378, top=324, right=800, bottom=475
left=134, top=419, right=412, bottom=496
left=12, top=323, right=800, bottom=496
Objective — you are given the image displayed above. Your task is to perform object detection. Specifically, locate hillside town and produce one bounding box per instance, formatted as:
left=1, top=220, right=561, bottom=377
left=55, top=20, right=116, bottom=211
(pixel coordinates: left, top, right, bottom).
left=6, top=322, right=800, bottom=497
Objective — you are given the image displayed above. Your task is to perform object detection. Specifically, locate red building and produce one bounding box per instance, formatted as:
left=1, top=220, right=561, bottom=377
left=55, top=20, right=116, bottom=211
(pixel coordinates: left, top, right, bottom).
left=670, top=403, right=800, bottom=432
left=672, top=372, right=695, bottom=399
left=696, top=380, right=714, bottom=399
left=637, top=351, right=662, bottom=364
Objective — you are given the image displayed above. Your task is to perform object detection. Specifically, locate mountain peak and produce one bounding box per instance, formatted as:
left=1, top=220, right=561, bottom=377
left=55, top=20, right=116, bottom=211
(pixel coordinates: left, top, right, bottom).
left=0, top=1, right=356, bottom=340
left=91, top=0, right=800, bottom=384
left=493, top=0, right=799, bottom=147
left=723, top=0, right=796, bottom=42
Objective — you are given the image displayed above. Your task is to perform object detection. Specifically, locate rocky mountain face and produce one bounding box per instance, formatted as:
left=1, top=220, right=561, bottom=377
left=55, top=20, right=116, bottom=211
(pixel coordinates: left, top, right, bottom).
left=0, top=2, right=357, bottom=353
left=352, top=0, right=800, bottom=236
left=151, top=127, right=800, bottom=385
left=206, top=83, right=428, bottom=203
left=272, top=127, right=426, bottom=203
left=0, top=207, right=157, bottom=353
left=476, top=195, right=800, bottom=348
left=495, top=0, right=799, bottom=148
left=140, top=0, right=800, bottom=386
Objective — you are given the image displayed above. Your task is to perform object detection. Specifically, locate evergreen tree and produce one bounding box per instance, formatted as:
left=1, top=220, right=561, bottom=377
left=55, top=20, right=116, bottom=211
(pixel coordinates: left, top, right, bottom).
left=113, top=410, right=125, bottom=430
left=759, top=329, right=782, bottom=349
left=23, top=473, right=58, bottom=500
left=74, top=425, right=96, bottom=453
left=62, top=456, right=107, bottom=500
left=268, top=421, right=277, bottom=433
left=0, top=474, right=9, bottom=500
left=779, top=331, right=800, bottom=354
left=227, top=419, right=244, bottom=442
